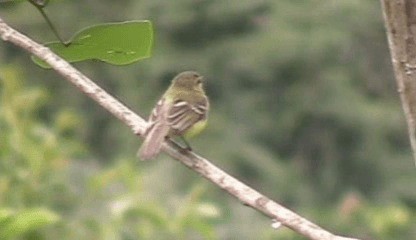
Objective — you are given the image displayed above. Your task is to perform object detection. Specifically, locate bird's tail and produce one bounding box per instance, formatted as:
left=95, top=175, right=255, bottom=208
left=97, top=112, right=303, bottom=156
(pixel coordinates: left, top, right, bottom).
left=137, top=122, right=170, bottom=160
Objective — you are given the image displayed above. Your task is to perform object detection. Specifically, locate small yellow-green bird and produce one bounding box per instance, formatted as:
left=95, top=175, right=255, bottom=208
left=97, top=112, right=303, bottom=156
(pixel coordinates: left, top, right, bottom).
left=138, top=71, right=209, bottom=160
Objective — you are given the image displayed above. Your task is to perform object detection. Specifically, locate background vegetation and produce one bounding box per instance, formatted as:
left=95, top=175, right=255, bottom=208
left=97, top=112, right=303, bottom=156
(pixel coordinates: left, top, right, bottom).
left=0, top=0, right=415, bottom=239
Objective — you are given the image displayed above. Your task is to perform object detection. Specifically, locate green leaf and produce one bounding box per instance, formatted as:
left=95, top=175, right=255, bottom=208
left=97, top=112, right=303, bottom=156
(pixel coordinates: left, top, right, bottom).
left=0, top=208, right=59, bottom=240
left=32, top=20, right=153, bottom=68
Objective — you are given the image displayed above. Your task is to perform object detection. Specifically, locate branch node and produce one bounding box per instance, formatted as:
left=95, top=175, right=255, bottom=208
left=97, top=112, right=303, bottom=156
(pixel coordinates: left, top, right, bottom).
left=271, top=219, right=282, bottom=230
left=0, top=27, right=13, bottom=41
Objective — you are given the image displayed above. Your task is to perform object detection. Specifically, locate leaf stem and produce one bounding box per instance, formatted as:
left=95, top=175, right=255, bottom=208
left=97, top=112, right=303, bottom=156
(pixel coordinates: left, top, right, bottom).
left=28, top=0, right=69, bottom=46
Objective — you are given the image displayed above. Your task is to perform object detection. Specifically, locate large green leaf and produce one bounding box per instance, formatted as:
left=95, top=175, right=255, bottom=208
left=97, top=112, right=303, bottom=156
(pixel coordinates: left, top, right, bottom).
left=32, top=20, right=153, bottom=68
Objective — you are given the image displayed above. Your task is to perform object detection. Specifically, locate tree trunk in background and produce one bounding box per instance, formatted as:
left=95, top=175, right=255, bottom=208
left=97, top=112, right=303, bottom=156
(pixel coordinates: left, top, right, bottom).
left=381, top=0, right=416, bottom=166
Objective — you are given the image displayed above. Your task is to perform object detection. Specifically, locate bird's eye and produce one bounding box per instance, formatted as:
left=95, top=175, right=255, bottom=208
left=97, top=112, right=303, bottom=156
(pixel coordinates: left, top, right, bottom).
left=196, top=78, right=202, bottom=84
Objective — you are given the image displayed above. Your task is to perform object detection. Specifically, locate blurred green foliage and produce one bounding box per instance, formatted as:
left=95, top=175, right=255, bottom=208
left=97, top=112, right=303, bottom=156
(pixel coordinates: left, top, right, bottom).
left=0, top=0, right=415, bottom=239
left=0, top=208, right=59, bottom=240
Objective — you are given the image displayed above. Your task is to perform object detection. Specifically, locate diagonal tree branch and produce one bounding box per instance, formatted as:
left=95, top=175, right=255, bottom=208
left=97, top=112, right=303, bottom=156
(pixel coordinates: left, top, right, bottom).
left=0, top=17, right=360, bottom=240
left=380, top=0, right=416, bottom=166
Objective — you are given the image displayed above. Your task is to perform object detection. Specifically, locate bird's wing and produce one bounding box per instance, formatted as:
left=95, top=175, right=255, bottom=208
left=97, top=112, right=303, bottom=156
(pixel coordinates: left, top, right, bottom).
left=167, top=97, right=209, bottom=134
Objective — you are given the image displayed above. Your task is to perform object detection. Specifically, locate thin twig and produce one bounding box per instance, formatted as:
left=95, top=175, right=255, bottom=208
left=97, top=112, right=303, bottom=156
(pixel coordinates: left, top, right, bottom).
left=0, top=17, right=361, bottom=240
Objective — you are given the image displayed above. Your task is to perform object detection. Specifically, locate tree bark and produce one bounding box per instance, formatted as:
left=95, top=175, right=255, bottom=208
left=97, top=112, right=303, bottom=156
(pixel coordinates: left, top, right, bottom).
left=381, top=0, right=416, bottom=166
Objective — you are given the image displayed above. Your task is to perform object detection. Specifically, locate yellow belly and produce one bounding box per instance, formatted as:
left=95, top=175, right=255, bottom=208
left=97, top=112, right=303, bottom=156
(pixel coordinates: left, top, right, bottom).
left=183, top=119, right=207, bottom=139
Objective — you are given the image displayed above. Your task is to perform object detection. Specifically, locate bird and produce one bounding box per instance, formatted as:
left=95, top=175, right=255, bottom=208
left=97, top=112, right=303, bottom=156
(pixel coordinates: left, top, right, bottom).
left=138, top=71, right=209, bottom=160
